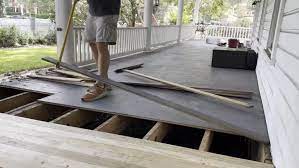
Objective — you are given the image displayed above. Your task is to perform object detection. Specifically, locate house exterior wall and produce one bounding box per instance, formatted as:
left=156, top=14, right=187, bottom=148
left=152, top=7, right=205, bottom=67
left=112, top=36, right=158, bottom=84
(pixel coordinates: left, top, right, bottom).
left=252, top=0, right=299, bottom=168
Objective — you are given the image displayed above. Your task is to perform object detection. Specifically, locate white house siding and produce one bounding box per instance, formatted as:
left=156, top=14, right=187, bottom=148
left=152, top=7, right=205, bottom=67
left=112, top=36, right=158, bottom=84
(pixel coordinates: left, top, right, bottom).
left=252, top=0, right=299, bottom=168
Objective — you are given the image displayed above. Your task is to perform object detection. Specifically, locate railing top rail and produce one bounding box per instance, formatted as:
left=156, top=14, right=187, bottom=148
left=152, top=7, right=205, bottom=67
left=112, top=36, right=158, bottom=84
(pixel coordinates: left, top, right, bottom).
left=207, top=25, right=252, bottom=29
left=74, top=25, right=196, bottom=30
left=73, top=26, right=148, bottom=30
left=152, top=25, right=179, bottom=28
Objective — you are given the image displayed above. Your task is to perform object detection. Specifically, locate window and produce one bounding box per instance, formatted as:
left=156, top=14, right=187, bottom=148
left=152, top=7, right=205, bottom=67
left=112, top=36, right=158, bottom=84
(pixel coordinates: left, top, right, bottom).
left=265, top=0, right=281, bottom=58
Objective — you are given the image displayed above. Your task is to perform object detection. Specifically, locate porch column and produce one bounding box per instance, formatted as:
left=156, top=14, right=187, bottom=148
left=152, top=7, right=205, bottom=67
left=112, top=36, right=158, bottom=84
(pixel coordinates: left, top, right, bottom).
left=144, top=0, right=153, bottom=51
left=194, top=0, right=201, bottom=24
left=55, top=0, right=75, bottom=64
left=177, top=0, right=184, bottom=42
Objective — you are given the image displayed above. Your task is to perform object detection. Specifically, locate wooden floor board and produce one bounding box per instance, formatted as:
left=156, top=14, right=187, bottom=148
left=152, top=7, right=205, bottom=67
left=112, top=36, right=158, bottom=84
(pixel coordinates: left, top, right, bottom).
left=0, top=113, right=273, bottom=168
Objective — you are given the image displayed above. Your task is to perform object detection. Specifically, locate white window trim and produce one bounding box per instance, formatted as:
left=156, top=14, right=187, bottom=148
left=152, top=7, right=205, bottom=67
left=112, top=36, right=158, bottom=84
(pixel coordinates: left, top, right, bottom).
left=257, top=0, right=268, bottom=42
left=265, top=0, right=281, bottom=57
left=270, top=0, right=286, bottom=65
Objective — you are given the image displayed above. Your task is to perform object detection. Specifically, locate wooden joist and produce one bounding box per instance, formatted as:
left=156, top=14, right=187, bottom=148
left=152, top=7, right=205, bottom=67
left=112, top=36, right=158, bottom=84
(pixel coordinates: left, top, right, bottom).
left=51, top=109, right=97, bottom=127
left=199, top=130, right=214, bottom=152
left=143, top=122, right=171, bottom=142
left=258, top=143, right=272, bottom=164
left=0, top=87, right=21, bottom=99
left=8, top=102, right=50, bottom=120
left=0, top=92, right=43, bottom=113
left=94, top=115, right=133, bottom=134
left=8, top=102, right=68, bottom=121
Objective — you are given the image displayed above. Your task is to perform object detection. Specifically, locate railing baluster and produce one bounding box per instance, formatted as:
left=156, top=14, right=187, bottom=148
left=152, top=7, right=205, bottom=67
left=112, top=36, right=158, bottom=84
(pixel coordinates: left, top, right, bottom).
left=73, top=25, right=251, bottom=64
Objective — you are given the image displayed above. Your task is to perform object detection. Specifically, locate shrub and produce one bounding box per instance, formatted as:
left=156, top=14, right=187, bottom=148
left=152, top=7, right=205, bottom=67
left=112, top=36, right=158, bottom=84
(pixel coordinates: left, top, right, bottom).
left=0, top=26, right=18, bottom=47
left=28, top=35, right=34, bottom=45
left=33, top=34, right=47, bottom=45
left=44, top=30, right=56, bottom=45
left=17, top=32, right=29, bottom=45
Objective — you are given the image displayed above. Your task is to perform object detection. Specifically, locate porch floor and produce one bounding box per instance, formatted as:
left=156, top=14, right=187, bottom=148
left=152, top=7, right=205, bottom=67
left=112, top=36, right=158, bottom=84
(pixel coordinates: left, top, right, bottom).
left=0, top=40, right=268, bottom=142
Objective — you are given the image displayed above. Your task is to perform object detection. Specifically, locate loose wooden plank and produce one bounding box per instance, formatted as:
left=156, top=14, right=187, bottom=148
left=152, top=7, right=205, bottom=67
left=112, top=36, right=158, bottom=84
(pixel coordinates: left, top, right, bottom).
left=121, top=82, right=253, bottom=99
left=51, top=69, right=94, bottom=81
left=28, top=74, right=84, bottom=82
left=143, top=122, right=172, bottom=142
left=0, top=113, right=274, bottom=168
left=94, top=115, right=133, bottom=134
left=199, top=130, right=214, bottom=152
left=51, top=109, right=97, bottom=127
left=0, top=92, right=43, bottom=113
left=123, top=69, right=252, bottom=108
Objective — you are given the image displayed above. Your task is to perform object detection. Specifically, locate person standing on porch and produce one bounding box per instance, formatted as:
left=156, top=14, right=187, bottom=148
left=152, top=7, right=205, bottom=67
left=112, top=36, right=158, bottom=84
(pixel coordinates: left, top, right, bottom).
left=82, top=0, right=121, bottom=102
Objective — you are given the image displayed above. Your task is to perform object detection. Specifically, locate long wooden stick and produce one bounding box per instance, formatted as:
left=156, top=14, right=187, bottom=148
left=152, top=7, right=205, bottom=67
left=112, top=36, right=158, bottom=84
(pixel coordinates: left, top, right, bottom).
left=120, top=82, right=253, bottom=99
left=123, top=70, right=253, bottom=108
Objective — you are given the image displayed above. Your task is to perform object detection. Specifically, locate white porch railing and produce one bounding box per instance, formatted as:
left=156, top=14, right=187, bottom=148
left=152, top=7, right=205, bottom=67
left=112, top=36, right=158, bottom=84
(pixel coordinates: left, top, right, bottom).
left=151, top=25, right=179, bottom=46
left=74, top=27, right=147, bottom=63
left=181, top=25, right=197, bottom=40
left=206, top=26, right=252, bottom=40
left=73, top=25, right=196, bottom=64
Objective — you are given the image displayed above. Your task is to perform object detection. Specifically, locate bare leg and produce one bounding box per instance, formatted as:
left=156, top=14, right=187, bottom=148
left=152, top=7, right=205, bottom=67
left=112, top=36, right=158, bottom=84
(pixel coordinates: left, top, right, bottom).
left=96, top=42, right=110, bottom=80
left=89, top=42, right=99, bottom=63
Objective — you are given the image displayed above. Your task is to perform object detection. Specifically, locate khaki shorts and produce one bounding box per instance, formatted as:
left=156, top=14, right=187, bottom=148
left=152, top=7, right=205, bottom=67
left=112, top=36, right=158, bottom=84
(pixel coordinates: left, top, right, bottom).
left=84, top=14, right=118, bottom=45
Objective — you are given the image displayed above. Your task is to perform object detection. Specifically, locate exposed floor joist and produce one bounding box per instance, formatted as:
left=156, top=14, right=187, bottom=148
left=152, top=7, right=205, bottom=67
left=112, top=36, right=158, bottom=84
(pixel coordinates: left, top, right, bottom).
left=94, top=115, right=133, bottom=134
left=0, top=92, right=44, bottom=113
left=199, top=130, right=214, bottom=152
left=50, top=109, right=98, bottom=127
left=7, top=102, right=69, bottom=121
left=0, top=113, right=274, bottom=168
left=143, top=122, right=172, bottom=142
left=258, top=143, right=273, bottom=164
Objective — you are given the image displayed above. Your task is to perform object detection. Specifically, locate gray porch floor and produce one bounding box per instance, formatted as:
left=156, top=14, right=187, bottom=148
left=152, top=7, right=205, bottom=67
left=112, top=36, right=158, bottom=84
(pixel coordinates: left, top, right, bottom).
left=0, top=40, right=268, bottom=142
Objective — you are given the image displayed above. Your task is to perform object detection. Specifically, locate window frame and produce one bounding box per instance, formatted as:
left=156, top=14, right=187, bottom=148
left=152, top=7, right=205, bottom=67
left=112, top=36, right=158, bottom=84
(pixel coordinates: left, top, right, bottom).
left=265, top=0, right=281, bottom=58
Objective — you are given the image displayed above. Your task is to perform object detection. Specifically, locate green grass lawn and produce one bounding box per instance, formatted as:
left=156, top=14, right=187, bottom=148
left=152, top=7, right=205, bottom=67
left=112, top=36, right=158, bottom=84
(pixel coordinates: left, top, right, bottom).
left=0, top=46, right=57, bottom=74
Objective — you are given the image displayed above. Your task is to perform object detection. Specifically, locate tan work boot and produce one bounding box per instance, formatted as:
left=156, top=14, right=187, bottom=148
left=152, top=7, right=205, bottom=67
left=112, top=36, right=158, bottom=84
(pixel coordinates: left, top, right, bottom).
left=82, top=84, right=108, bottom=102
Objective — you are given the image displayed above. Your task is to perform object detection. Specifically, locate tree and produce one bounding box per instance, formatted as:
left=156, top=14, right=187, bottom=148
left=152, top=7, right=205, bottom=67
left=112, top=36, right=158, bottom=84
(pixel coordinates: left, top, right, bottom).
left=164, top=0, right=195, bottom=25
left=199, top=0, right=226, bottom=22
left=0, top=0, right=4, bottom=17
left=73, top=0, right=88, bottom=26
left=120, top=0, right=143, bottom=27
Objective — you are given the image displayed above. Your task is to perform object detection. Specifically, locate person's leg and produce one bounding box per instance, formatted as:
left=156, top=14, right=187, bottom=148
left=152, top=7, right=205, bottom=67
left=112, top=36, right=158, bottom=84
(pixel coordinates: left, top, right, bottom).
left=82, top=15, right=117, bottom=101
left=96, top=42, right=110, bottom=80
left=89, top=42, right=99, bottom=62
